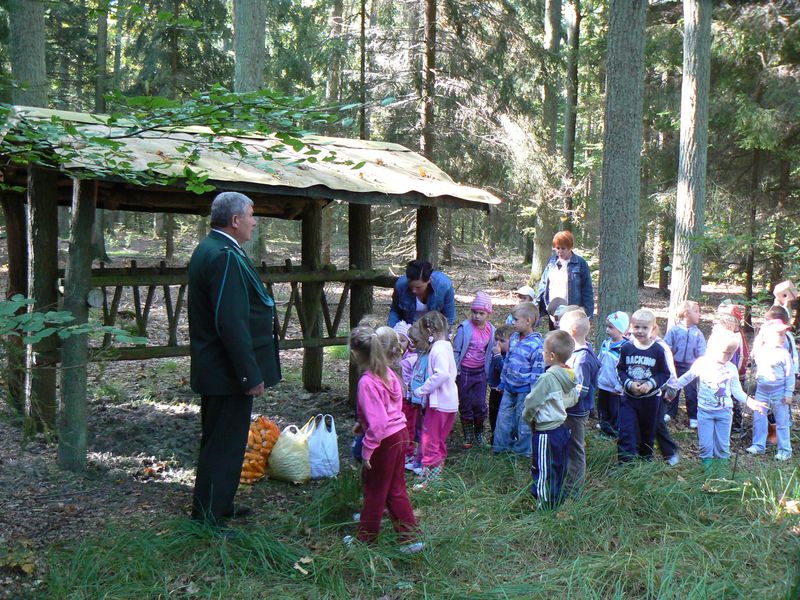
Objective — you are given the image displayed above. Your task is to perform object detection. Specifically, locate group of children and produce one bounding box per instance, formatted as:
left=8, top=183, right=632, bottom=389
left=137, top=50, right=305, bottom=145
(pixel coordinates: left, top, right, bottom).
left=346, top=282, right=798, bottom=550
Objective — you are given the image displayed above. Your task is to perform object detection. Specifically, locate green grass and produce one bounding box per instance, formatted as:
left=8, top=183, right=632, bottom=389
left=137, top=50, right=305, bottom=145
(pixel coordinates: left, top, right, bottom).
left=43, top=434, right=800, bottom=599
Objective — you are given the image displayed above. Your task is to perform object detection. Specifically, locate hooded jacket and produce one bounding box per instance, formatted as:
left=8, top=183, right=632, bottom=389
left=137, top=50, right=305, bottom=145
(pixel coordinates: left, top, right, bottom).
left=522, top=365, right=579, bottom=432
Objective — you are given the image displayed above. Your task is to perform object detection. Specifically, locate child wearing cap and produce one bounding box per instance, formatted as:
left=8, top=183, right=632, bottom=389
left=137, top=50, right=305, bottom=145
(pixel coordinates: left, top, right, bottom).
left=506, top=285, right=538, bottom=325
left=452, top=292, right=497, bottom=448
left=597, top=311, right=629, bottom=437
left=747, top=314, right=795, bottom=460
left=715, top=303, right=749, bottom=433
left=393, top=321, right=419, bottom=459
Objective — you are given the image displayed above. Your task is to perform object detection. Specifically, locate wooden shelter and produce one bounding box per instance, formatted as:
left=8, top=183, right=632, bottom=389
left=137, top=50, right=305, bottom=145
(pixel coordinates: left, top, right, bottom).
left=0, top=105, right=501, bottom=469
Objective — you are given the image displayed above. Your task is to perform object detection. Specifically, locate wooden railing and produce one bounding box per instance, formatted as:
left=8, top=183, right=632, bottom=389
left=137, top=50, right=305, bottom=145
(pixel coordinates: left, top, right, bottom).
left=60, top=260, right=396, bottom=362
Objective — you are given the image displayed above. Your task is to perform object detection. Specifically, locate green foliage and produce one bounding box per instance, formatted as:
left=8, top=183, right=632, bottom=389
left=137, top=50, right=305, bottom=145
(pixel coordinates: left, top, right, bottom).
left=0, top=295, right=147, bottom=347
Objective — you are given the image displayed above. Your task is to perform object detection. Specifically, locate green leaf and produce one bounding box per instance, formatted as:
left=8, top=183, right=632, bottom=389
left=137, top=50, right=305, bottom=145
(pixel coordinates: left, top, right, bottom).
left=341, top=117, right=354, bottom=128
left=380, top=96, right=396, bottom=107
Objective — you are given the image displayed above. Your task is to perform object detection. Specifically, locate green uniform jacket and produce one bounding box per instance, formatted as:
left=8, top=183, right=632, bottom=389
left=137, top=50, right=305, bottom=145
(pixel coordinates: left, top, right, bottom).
left=188, top=231, right=281, bottom=395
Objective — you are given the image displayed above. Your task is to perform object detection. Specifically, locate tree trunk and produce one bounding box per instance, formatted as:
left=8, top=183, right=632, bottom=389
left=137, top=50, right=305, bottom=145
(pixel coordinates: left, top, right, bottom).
left=348, top=203, right=372, bottom=405
left=417, top=0, right=438, bottom=266
left=667, top=0, right=712, bottom=328
left=769, top=158, right=789, bottom=291
left=95, top=1, right=108, bottom=112
left=112, top=0, right=126, bottom=88
left=326, top=0, right=344, bottom=104
left=164, top=213, right=175, bottom=261
left=233, top=0, right=267, bottom=258
left=658, top=212, right=673, bottom=293
left=561, top=0, right=581, bottom=231
left=359, top=0, right=368, bottom=140
left=58, top=180, right=95, bottom=472
left=596, top=0, right=647, bottom=339
left=8, top=0, right=47, bottom=106
left=531, top=0, right=562, bottom=279
left=25, top=166, right=60, bottom=433
left=743, top=149, right=761, bottom=333
left=442, top=208, right=453, bottom=265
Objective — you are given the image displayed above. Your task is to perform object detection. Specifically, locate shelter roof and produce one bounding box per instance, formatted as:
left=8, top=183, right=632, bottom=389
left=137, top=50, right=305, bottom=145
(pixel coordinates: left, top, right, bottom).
left=0, top=106, right=502, bottom=219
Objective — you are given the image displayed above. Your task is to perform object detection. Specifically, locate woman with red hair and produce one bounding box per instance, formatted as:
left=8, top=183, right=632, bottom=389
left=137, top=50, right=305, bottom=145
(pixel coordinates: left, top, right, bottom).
left=535, top=231, right=594, bottom=327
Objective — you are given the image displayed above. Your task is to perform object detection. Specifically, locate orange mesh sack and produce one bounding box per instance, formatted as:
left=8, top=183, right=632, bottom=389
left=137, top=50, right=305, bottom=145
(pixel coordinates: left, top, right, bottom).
left=240, top=416, right=281, bottom=485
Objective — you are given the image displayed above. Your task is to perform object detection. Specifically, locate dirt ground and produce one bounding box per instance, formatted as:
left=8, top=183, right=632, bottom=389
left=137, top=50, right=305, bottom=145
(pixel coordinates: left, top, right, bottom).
left=0, top=235, right=793, bottom=597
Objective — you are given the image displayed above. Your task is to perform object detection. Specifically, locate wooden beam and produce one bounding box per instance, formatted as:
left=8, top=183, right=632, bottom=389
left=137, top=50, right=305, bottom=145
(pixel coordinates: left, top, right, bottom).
left=348, top=203, right=372, bottom=404
left=301, top=203, right=324, bottom=392
left=25, top=165, right=59, bottom=432
left=58, top=179, right=96, bottom=472
left=90, top=337, right=348, bottom=362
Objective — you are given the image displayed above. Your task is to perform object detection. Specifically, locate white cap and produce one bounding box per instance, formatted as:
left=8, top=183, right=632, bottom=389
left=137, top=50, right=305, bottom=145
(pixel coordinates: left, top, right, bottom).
left=515, top=285, right=536, bottom=302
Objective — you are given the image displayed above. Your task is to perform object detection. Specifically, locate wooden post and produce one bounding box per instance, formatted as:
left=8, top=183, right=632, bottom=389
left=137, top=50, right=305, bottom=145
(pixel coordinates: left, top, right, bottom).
left=25, top=165, right=59, bottom=432
left=416, top=206, right=438, bottom=267
left=348, top=203, right=372, bottom=404
left=301, top=203, right=324, bottom=392
left=1, top=193, right=28, bottom=413
left=58, top=179, right=95, bottom=472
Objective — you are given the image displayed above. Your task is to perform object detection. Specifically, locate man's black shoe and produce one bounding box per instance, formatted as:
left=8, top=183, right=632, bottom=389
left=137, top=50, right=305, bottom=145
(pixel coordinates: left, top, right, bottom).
left=223, top=505, right=252, bottom=519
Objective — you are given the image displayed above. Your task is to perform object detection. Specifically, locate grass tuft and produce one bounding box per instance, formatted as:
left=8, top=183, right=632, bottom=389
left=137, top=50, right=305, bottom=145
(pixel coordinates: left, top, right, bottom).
left=44, top=430, right=800, bottom=598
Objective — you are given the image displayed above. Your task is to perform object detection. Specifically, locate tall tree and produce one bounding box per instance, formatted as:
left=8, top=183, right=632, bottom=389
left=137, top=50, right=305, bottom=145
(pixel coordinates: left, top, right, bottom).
left=561, top=0, right=581, bottom=231
left=597, top=0, right=648, bottom=332
left=530, top=0, right=562, bottom=282
left=233, top=0, right=267, bottom=261
left=417, top=0, right=438, bottom=265
left=667, top=0, right=712, bottom=326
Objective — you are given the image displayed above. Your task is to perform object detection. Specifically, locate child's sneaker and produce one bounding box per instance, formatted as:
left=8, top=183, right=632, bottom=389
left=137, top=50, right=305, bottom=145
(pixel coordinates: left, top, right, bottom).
left=666, top=454, right=680, bottom=466
left=663, top=414, right=671, bottom=423
left=775, top=451, right=792, bottom=461
left=746, top=445, right=764, bottom=455
left=342, top=535, right=355, bottom=547
left=398, top=541, right=425, bottom=554
left=689, top=419, right=698, bottom=429
left=412, top=465, right=442, bottom=490
left=474, top=431, right=486, bottom=447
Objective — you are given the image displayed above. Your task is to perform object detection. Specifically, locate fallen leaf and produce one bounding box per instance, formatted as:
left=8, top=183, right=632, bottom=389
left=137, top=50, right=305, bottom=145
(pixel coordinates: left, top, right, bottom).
left=677, top=475, right=686, bottom=483
left=292, top=562, right=309, bottom=576
left=781, top=499, right=800, bottom=514
left=298, top=556, right=313, bottom=564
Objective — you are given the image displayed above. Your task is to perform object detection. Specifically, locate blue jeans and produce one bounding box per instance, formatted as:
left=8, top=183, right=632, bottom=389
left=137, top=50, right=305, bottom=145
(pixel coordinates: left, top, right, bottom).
left=697, top=407, right=732, bottom=459
left=617, top=395, right=661, bottom=463
left=492, top=390, right=532, bottom=457
left=753, top=384, right=792, bottom=454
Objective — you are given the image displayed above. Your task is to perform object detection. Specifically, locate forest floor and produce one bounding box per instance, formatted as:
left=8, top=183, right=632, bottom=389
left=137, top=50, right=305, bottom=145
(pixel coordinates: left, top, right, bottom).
left=1, top=232, right=799, bottom=598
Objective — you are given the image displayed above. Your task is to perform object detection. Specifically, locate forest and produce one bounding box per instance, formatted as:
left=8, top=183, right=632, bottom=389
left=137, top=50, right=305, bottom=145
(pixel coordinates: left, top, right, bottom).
left=1, top=0, right=799, bottom=598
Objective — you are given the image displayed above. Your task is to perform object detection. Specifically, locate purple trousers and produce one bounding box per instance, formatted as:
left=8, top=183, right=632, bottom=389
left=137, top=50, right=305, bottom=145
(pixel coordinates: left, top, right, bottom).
left=457, top=365, right=488, bottom=421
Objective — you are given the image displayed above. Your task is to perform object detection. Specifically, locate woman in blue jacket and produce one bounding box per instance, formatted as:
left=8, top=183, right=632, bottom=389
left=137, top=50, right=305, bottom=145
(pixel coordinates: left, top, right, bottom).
left=388, top=259, right=456, bottom=327
left=535, top=231, right=594, bottom=326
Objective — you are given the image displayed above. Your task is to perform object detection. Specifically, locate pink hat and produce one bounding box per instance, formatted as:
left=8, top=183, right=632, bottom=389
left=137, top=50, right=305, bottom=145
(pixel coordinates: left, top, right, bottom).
left=470, top=291, right=493, bottom=314
left=392, top=320, right=411, bottom=342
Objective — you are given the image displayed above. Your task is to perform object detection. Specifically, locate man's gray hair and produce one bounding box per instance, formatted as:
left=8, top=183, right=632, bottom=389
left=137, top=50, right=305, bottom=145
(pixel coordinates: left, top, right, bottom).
left=210, top=192, right=254, bottom=228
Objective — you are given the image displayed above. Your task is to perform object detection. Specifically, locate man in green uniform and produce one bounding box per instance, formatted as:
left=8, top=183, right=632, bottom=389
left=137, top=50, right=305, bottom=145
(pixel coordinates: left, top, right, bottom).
left=189, top=192, right=281, bottom=526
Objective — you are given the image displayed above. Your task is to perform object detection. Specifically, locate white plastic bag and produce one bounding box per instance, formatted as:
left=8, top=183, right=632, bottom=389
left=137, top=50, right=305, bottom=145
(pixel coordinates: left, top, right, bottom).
left=267, top=424, right=311, bottom=484
left=307, top=414, right=340, bottom=479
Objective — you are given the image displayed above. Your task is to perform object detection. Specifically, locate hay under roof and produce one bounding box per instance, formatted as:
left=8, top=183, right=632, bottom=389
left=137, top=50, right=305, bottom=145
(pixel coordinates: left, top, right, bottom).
left=0, top=106, right=502, bottom=219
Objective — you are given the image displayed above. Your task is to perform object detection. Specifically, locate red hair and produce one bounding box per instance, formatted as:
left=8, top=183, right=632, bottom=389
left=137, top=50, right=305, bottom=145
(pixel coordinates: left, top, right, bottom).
left=552, top=230, right=575, bottom=250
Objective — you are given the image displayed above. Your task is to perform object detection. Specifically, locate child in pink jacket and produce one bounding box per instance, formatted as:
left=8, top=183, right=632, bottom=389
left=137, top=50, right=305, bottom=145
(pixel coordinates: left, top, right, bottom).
left=415, top=311, right=458, bottom=488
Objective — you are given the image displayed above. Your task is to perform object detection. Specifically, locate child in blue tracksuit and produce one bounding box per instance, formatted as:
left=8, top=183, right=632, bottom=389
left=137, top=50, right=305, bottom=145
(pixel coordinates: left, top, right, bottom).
left=559, top=310, right=599, bottom=497
left=616, top=309, right=671, bottom=463
left=488, top=325, right=514, bottom=444
left=522, top=330, right=578, bottom=508
left=452, top=292, right=497, bottom=448
left=493, top=302, right=545, bottom=458
left=597, top=311, right=629, bottom=437
left=663, top=300, right=706, bottom=427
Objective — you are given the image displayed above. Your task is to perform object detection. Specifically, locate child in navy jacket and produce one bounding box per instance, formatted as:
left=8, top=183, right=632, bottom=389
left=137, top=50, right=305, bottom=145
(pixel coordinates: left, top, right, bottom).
left=616, top=309, right=671, bottom=463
